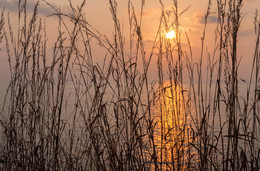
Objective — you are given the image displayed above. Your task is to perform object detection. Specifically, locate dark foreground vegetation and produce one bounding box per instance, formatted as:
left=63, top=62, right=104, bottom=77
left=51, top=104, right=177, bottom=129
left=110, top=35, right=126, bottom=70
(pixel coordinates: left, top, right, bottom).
left=0, top=0, right=260, bottom=170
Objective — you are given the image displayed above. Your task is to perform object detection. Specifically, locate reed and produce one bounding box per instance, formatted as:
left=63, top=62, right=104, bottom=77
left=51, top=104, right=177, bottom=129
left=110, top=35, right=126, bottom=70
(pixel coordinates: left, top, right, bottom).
left=0, top=0, right=259, bottom=170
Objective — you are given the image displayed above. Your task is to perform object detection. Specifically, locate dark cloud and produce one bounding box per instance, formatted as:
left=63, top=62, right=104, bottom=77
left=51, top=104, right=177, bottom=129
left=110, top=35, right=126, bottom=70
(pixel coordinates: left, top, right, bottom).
left=207, top=15, right=219, bottom=24
left=238, top=29, right=253, bottom=37
left=195, top=12, right=219, bottom=24
left=0, top=0, right=55, bottom=16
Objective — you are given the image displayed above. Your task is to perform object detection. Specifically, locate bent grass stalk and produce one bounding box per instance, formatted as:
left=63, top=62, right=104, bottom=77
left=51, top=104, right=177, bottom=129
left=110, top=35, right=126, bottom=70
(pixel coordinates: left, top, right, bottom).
left=0, top=0, right=259, bottom=170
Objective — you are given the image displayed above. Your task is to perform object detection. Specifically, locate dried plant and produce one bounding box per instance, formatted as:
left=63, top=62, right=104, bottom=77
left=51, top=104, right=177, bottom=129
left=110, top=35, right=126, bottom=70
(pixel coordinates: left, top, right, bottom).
left=0, top=0, right=259, bottom=170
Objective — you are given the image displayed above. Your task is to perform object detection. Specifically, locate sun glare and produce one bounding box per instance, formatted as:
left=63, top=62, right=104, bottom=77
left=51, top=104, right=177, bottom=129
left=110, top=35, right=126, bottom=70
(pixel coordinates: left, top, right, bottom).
left=165, top=30, right=176, bottom=39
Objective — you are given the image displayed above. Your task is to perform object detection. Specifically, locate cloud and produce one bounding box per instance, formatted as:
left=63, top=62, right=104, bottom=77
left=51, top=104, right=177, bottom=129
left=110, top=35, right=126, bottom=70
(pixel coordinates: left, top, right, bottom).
left=238, top=29, right=254, bottom=37
left=206, top=15, right=219, bottom=24
left=139, top=6, right=177, bottom=20
left=194, top=11, right=219, bottom=25
left=0, top=0, right=55, bottom=16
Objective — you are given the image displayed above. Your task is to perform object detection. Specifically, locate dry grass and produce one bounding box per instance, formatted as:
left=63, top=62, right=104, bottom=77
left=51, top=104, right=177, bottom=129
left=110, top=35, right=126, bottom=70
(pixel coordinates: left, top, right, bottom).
left=0, top=0, right=259, bottom=170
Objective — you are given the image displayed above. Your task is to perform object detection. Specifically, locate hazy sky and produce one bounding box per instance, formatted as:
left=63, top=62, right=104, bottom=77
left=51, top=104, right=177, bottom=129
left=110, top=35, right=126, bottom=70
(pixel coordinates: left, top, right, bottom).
left=0, top=0, right=259, bottom=90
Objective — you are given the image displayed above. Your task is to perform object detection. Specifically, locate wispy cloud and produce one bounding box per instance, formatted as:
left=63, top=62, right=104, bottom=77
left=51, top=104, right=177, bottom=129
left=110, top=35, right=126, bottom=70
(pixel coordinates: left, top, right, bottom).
left=0, top=0, right=55, bottom=16
left=194, top=11, right=218, bottom=25
left=238, top=28, right=254, bottom=37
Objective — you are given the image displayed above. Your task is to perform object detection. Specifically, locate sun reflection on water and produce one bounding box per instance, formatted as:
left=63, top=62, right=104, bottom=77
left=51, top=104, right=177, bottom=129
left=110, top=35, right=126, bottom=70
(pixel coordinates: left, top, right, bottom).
left=152, top=81, right=194, bottom=170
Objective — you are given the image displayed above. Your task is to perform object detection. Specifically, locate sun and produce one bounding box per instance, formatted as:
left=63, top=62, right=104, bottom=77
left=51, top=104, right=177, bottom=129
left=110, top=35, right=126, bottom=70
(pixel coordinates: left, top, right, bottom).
left=165, top=30, right=176, bottom=39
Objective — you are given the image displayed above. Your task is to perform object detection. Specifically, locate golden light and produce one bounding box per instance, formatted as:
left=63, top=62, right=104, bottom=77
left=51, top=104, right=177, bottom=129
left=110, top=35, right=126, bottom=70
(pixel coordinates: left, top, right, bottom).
left=152, top=81, right=190, bottom=170
left=165, top=30, right=176, bottom=39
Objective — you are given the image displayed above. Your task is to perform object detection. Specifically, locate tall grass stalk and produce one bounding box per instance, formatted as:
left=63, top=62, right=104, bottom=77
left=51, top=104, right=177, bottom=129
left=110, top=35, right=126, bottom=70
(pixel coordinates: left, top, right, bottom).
left=0, top=0, right=259, bottom=170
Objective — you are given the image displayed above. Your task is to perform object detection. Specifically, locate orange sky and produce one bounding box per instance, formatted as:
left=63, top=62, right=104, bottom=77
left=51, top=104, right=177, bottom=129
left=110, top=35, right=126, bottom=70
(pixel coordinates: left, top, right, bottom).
left=0, top=0, right=259, bottom=86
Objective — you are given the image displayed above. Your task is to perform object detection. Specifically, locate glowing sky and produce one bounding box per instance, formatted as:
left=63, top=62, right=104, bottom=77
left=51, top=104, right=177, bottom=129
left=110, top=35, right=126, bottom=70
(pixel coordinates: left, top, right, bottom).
left=0, top=0, right=259, bottom=87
